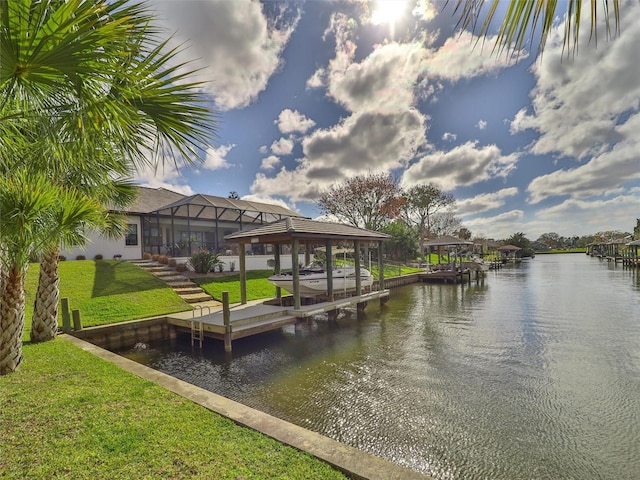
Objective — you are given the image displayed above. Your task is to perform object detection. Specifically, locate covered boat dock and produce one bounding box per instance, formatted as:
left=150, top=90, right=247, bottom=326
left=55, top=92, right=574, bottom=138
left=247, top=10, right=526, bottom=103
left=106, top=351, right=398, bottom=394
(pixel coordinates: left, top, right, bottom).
left=181, top=218, right=390, bottom=352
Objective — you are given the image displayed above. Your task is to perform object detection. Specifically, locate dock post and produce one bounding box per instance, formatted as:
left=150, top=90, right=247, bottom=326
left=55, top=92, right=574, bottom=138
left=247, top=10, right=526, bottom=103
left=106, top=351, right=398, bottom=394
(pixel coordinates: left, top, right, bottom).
left=239, top=248, right=247, bottom=305
left=222, top=291, right=232, bottom=352
left=72, top=309, right=82, bottom=331
left=61, top=298, right=71, bottom=333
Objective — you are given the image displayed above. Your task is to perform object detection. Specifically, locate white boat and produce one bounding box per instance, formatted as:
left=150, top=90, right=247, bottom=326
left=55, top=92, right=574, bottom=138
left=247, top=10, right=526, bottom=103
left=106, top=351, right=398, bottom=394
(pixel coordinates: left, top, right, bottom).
left=268, top=264, right=374, bottom=295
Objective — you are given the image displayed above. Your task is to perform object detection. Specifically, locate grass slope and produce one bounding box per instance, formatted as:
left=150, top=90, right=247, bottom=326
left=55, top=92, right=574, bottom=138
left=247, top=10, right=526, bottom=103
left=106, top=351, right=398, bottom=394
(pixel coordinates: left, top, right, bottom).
left=23, top=260, right=190, bottom=339
left=193, top=270, right=276, bottom=304
left=0, top=339, right=346, bottom=480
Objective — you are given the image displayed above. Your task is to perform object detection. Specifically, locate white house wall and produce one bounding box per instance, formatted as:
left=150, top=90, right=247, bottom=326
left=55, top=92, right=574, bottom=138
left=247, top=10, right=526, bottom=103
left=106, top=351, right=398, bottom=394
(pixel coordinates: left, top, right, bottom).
left=60, top=215, right=142, bottom=261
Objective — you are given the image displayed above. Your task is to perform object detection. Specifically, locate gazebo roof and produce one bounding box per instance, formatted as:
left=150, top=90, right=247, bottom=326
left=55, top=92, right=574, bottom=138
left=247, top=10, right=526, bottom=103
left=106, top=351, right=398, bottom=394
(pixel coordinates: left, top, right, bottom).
left=224, top=217, right=390, bottom=244
left=497, top=244, right=522, bottom=251
left=423, top=235, right=473, bottom=247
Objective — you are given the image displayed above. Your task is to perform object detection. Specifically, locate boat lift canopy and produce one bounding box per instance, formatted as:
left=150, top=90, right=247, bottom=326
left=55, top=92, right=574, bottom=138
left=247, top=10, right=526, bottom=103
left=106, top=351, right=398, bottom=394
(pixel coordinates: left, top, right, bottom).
left=225, top=218, right=390, bottom=310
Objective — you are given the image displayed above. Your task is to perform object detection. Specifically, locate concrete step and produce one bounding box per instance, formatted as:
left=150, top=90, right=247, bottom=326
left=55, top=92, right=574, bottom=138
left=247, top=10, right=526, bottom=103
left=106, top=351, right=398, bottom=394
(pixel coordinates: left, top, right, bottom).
left=165, top=279, right=195, bottom=288
left=174, top=287, right=205, bottom=295
left=153, top=270, right=181, bottom=277
left=141, top=264, right=176, bottom=273
left=180, top=293, right=214, bottom=303
left=133, top=260, right=161, bottom=266
left=163, top=276, right=192, bottom=284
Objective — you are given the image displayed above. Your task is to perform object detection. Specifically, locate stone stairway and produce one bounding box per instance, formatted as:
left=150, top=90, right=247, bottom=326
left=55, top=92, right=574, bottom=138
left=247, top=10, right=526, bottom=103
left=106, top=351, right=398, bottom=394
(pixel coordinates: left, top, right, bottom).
left=131, top=259, right=219, bottom=307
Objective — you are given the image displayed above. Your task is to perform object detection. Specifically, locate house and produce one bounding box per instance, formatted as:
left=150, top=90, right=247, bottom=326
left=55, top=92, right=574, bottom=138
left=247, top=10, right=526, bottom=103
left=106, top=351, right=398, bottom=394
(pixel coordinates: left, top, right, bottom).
left=61, top=186, right=306, bottom=262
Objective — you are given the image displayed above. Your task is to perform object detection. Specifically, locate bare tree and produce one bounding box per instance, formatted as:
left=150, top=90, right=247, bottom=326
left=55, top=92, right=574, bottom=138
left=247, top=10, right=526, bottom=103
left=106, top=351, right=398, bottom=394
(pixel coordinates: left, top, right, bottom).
left=402, top=184, right=455, bottom=257
left=317, top=173, right=403, bottom=231
left=430, top=211, right=463, bottom=237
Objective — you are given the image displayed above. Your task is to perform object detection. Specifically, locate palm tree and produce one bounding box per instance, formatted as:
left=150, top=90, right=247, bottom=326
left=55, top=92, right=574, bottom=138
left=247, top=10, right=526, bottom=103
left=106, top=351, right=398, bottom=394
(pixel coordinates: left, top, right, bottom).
left=30, top=179, right=135, bottom=343
left=0, top=171, right=60, bottom=374
left=0, top=0, right=217, bottom=373
left=454, top=0, right=620, bottom=57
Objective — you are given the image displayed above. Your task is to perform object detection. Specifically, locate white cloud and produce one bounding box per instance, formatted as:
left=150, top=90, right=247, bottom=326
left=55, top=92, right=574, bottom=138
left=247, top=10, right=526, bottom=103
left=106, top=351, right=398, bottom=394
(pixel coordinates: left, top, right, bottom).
left=270, top=137, right=294, bottom=155
left=401, top=141, right=519, bottom=190
left=328, top=40, right=429, bottom=113
left=442, top=132, right=457, bottom=141
left=510, top=3, right=640, bottom=160
left=529, top=195, right=639, bottom=238
left=152, top=0, right=300, bottom=110
left=476, top=120, right=487, bottom=130
left=134, top=161, right=195, bottom=196
left=427, top=31, right=528, bottom=81
left=251, top=108, right=427, bottom=202
left=204, top=144, right=234, bottom=170
left=253, top=5, right=526, bottom=206
left=527, top=111, right=640, bottom=203
left=276, top=109, right=316, bottom=134
left=239, top=193, right=295, bottom=211
left=463, top=210, right=525, bottom=240
left=260, top=155, right=280, bottom=171
left=456, top=188, right=519, bottom=216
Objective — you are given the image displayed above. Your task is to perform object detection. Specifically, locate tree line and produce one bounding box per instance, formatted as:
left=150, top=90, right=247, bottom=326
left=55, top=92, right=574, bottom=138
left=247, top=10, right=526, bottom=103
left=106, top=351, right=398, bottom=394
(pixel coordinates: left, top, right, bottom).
left=316, top=173, right=466, bottom=261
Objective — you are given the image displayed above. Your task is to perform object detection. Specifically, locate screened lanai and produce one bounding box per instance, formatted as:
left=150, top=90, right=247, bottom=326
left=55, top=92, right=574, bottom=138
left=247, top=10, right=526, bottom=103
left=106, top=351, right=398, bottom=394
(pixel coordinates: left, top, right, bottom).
left=138, top=191, right=305, bottom=256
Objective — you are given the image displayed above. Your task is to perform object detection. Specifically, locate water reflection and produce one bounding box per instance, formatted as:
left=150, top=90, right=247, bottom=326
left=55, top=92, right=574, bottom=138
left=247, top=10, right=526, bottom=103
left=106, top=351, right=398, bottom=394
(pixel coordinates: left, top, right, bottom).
left=121, top=255, right=640, bottom=479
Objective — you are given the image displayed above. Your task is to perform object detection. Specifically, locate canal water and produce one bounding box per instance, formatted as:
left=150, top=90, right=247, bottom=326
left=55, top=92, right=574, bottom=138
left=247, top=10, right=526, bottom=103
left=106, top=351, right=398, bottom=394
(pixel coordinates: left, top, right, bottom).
left=121, top=254, right=640, bottom=479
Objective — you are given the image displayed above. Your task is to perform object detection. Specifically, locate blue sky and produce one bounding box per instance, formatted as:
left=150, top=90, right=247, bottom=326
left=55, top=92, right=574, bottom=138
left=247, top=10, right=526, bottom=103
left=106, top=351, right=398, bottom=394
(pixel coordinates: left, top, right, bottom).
left=137, top=0, right=640, bottom=240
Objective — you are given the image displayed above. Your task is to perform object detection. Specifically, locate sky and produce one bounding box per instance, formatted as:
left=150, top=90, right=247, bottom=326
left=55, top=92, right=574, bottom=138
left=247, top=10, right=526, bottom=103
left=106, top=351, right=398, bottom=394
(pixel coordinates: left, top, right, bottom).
left=135, top=0, right=640, bottom=241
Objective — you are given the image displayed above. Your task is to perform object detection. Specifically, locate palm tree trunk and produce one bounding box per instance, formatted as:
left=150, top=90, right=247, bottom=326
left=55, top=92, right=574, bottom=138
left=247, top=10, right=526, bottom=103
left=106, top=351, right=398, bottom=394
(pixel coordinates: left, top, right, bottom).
left=0, top=265, right=26, bottom=375
left=30, top=248, right=60, bottom=343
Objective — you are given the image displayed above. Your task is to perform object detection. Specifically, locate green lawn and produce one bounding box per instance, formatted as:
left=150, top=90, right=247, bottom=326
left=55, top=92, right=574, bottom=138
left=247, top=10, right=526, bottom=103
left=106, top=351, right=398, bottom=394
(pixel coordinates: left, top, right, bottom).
left=5, top=259, right=427, bottom=479
left=23, top=260, right=190, bottom=338
left=0, top=339, right=346, bottom=480
left=193, top=270, right=276, bottom=304
left=535, top=248, right=586, bottom=254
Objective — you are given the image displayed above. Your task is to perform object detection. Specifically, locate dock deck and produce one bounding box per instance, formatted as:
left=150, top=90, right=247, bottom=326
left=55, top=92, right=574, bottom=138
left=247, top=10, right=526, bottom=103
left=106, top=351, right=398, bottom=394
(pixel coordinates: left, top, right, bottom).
left=167, top=290, right=390, bottom=350
left=418, top=269, right=472, bottom=284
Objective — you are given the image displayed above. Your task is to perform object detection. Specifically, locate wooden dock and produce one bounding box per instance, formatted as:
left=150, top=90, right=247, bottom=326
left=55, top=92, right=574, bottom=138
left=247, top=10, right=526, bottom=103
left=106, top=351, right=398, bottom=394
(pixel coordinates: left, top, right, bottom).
left=418, top=269, right=472, bottom=284
left=167, top=290, right=390, bottom=352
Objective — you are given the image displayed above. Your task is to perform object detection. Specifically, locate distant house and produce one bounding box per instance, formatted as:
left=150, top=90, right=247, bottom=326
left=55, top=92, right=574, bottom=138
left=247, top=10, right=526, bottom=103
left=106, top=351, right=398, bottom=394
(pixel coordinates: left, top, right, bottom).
left=61, top=186, right=305, bottom=261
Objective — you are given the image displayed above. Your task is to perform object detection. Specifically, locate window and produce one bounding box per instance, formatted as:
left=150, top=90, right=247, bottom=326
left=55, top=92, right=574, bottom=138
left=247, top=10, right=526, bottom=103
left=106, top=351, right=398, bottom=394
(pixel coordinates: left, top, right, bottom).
left=125, top=224, right=138, bottom=246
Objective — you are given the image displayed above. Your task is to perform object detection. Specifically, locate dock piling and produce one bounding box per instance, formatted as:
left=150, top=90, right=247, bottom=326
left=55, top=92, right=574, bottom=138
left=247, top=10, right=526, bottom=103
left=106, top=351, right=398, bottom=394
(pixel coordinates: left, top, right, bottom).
left=61, top=298, right=71, bottom=333
left=223, top=291, right=231, bottom=352
left=72, top=309, right=82, bottom=331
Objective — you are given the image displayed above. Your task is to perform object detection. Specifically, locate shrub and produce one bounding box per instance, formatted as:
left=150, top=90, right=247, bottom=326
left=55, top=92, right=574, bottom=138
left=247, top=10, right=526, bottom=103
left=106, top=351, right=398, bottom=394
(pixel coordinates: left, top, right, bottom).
left=189, top=249, right=221, bottom=274
left=143, top=252, right=152, bottom=260
left=216, top=262, right=225, bottom=273
left=229, top=260, right=236, bottom=272
left=94, top=254, right=103, bottom=260
left=152, top=254, right=159, bottom=262
left=175, top=263, right=187, bottom=272
left=158, top=255, right=169, bottom=265
left=58, top=255, right=67, bottom=261
left=168, top=258, right=177, bottom=267
left=76, top=255, right=86, bottom=261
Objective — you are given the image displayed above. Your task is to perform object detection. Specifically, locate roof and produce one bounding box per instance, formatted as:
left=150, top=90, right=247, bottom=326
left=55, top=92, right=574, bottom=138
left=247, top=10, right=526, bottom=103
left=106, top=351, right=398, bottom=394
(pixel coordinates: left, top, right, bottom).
left=157, top=192, right=302, bottom=219
left=224, top=217, right=390, bottom=244
left=423, top=235, right=473, bottom=247
left=497, top=244, right=522, bottom=251
left=123, top=186, right=303, bottom=220
left=127, top=187, right=186, bottom=214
